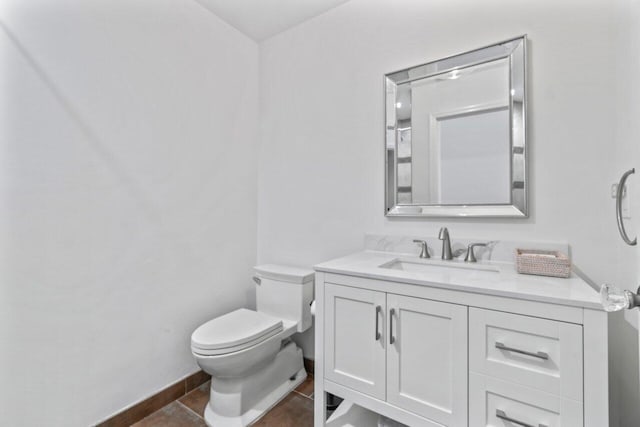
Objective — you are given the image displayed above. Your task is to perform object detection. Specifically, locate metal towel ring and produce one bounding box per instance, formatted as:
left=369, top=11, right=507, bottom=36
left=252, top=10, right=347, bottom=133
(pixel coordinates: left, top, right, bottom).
left=616, top=168, right=636, bottom=246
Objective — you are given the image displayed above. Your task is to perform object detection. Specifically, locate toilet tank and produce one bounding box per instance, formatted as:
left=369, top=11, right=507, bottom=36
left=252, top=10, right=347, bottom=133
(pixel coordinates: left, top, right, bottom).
left=254, top=264, right=314, bottom=333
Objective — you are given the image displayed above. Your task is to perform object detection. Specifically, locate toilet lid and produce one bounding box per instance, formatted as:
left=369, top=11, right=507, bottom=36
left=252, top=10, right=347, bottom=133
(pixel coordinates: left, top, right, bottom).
left=191, top=308, right=283, bottom=353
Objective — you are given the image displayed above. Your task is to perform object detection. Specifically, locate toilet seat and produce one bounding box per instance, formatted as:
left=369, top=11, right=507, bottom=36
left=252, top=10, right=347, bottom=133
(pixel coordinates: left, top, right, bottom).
left=191, top=308, right=283, bottom=356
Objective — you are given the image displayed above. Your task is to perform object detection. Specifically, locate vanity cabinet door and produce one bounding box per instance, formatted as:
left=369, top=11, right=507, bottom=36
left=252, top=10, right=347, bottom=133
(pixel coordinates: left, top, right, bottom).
left=324, top=283, right=386, bottom=400
left=386, top=294, right=468, bottom=426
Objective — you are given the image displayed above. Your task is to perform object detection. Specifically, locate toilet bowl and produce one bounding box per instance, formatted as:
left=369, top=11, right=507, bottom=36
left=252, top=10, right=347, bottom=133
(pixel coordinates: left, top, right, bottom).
left=191, top=265, right=314, bottom=427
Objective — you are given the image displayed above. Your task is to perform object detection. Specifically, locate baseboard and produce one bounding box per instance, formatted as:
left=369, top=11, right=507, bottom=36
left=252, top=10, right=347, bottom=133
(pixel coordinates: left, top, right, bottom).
left=95, top=370, right=211, bottom=427
left=95, top=358, right=315, bottom=426
left=303, top=357, right=314, bottom=376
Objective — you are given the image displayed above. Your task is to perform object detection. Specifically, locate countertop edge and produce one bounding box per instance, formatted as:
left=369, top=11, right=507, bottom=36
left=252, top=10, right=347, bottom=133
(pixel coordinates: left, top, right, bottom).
left=314, top=264, right=604, bottom=311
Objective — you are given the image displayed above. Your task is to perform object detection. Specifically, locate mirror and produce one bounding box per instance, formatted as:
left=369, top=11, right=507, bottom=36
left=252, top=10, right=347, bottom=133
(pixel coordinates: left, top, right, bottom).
left=385, top=36, right=527, bottom=217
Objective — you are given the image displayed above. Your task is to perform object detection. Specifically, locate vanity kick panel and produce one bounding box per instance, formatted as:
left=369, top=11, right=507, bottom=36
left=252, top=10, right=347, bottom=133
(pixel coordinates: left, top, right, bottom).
left=469, top=308, right=583, bottom=402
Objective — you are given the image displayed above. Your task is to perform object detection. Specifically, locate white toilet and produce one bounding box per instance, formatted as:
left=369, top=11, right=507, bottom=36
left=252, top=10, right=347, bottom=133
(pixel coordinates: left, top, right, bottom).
left=191, top=264, right=314, bottom=427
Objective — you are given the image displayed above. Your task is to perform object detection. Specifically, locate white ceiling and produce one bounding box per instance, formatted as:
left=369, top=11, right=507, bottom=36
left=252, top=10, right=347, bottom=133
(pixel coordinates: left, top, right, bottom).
left=195, top=0, right=352, bottom=41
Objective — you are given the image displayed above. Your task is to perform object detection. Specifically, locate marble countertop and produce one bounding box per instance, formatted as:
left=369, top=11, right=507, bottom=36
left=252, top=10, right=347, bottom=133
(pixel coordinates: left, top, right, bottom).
left=314, top=250, right=603, bottom=310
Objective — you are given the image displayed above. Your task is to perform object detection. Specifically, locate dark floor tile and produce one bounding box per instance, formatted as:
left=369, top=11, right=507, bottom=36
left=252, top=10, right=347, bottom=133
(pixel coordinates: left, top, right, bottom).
left=252, top=392, right=314, bottom=427
left=294, top=375, right=314, bottom=398
left=131, top=401, right=206, bottom=427
left=179, top=381, right=210, bottom=418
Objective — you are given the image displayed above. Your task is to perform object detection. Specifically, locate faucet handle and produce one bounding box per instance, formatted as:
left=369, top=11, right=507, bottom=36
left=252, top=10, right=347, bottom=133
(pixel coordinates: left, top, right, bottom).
left=464, top=243, right=487, bottom=263
left=413, top=240, right=430, bottom=258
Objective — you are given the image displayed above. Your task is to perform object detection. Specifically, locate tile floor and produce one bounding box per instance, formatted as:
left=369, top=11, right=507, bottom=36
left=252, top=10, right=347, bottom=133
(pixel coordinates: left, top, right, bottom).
left=131, top=375, right=314, bottom=427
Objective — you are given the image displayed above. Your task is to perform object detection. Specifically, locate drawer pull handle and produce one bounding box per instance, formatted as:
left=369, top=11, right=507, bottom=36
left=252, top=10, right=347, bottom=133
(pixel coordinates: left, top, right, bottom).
left=496, top=409, right=548, bottom=427
left=375, top=305, right=381, bottom=341
left=389, top=308, right=396, bottom=344
left=495, top=341, right=549, bottom=360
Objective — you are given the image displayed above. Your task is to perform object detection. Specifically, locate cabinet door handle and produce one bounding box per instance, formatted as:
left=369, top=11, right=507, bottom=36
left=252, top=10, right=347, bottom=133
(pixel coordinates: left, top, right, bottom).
left=496, top=409, right=548, bottom=427
left=375, top=305, right=381, bottom=341
left=389, top=308, right=396, bottom=344
left=495, top=341, right=549, bottom=360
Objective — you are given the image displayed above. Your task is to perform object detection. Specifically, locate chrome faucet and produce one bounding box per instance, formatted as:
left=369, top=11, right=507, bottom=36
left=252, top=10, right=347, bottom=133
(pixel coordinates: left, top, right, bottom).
left=438, top=227, right=453, bottom=260
left=413, top=240, right=430, bottom=258
left=464, top=243, right=487, bottom=263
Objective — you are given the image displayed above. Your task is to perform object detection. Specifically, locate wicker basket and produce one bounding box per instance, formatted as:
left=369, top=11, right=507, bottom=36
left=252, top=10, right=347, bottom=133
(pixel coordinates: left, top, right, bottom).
left=515, top=249, right=571, bottom=278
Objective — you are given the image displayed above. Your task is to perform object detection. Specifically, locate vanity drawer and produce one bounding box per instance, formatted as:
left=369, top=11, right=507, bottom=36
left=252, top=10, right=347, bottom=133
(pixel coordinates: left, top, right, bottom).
left=469, top=308, right=583, bottom=401
left=469, top=373, right=583, bottom=427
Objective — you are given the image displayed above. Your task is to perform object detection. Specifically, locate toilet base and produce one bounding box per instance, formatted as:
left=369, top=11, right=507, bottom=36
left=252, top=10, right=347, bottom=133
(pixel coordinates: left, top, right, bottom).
left=204, top=341, right=307, bottom=427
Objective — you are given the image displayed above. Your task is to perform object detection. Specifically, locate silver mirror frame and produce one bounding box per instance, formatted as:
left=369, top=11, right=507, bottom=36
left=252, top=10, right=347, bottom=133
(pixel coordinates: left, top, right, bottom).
left=385, top=36, right=527, bottom=218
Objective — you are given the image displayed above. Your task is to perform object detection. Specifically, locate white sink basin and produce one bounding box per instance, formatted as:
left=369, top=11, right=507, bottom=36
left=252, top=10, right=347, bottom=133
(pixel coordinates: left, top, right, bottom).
left=379, top=258, right=500, bottom=275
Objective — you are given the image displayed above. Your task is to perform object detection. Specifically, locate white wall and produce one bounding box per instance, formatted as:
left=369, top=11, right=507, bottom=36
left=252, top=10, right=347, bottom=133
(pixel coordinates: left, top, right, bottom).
left=0, top=1, right=258, bottom=425
left=610, top=0, right=640, bottom=425
left=257, top=0, right=623, bottom=392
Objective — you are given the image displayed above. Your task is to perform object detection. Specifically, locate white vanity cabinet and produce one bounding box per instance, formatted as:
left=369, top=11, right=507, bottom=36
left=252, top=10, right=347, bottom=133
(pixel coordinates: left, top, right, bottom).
left=468, top=308, right=585, bottom=427
left=386, top=294, right=467, bottom=425
left=324, top=284, right=468, bottom=426
left=324, top=284, right=386, bottom=400
left=314, top=252, right=608, bottom=427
